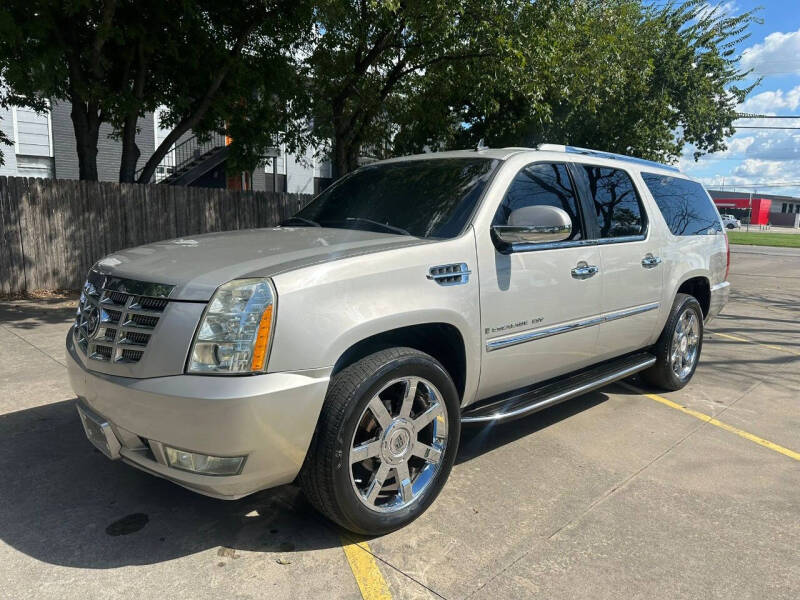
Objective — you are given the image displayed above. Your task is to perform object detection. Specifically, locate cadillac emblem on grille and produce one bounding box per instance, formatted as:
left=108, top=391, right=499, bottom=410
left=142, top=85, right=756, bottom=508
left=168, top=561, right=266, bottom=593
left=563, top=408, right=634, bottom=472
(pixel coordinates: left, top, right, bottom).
left=74, top=270, right=175, bottom=365
left=85, top=304, right=101, bottom=339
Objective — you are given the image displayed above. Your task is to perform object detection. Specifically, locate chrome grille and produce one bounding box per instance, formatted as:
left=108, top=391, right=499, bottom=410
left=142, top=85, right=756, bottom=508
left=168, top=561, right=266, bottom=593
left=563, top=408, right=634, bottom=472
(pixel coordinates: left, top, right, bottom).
left=74, top=270, right=174, bottom=364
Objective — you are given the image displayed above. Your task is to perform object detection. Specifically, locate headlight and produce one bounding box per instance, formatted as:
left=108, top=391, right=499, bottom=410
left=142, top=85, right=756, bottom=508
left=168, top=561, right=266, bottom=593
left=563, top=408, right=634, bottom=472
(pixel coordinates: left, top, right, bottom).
left=187, top=278, right=276, bottom=374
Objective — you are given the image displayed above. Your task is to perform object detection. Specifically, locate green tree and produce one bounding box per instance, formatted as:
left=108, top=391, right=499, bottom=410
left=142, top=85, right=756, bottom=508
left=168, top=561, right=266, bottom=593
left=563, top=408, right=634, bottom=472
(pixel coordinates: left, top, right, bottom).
left=0, top=96, right=18, bottom=167
left=136, top=1, right=312, bottom=184
left=0, top=0, right=310, bottom=182
left=307, top=0, right=510, bottom=176
left=312, top=0, right=759, bottom=170
left=423, top=0, right=760, bottom=163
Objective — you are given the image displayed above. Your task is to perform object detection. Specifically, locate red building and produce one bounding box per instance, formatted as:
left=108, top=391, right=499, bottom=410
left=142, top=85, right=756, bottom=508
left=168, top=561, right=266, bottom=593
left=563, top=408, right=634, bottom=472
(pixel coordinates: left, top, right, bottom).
left=712, top=197, right=772, bottom=225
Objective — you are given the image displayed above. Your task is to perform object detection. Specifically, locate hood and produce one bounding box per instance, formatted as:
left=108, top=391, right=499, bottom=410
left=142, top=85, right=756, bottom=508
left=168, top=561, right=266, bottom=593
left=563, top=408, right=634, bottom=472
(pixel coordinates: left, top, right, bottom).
left=93, top=227, right=429, bottom=301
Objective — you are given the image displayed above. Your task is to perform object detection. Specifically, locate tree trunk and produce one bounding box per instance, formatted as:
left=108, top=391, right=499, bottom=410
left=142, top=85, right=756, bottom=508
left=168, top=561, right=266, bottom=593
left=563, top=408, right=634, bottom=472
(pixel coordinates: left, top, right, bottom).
left=70, top=100, right=101, bottom=181
left=118, top=112, right=141, bottom=183
left=333, top=138, right=350, bottom=179
left=136, top=117, right=190, bottom=184
left=332, top=122, right=361, bottom=177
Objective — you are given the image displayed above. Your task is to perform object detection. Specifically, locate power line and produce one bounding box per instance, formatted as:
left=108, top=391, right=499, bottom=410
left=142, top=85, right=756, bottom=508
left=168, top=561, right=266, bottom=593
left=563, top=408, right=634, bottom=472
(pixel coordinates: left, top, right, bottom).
left=695, top=157, right=800, bottom=161
left=735, top=126, right=800, bottom=130
left=735, top=114, right=800, bottom=119
left=709, top=182, right=800, bottom=188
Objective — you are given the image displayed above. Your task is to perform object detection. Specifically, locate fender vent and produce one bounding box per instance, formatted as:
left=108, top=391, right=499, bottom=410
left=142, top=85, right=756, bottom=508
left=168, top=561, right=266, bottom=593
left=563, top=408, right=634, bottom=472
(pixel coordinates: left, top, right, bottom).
left=427, top=263, right=471, bottom=286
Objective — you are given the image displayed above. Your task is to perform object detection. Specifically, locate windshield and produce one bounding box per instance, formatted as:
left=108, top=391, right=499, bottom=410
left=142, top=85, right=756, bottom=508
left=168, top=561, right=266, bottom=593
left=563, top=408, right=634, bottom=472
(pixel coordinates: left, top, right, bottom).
left=288, top=158, right=499, bottom=239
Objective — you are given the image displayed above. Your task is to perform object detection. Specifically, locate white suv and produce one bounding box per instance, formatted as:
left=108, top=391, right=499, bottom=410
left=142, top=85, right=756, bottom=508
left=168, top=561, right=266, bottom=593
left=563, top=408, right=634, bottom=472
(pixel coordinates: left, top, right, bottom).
left=68, top=144, right=730, bottom=534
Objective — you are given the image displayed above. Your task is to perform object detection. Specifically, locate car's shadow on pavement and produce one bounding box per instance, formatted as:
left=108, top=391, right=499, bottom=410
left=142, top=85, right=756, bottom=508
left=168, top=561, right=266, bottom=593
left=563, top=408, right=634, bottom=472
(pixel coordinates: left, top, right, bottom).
left=0, top=299, right=78, bottom=331
left=0, top=389, right=613, bottom=569
left=457, top=391, right=610, bottom=464
left=0, top=398, right=343, bottom=568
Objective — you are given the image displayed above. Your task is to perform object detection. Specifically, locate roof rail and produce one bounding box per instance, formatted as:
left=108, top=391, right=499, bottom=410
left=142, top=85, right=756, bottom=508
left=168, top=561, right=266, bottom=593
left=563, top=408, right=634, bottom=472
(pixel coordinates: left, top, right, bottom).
left=536, top=144, right=680, bottom=173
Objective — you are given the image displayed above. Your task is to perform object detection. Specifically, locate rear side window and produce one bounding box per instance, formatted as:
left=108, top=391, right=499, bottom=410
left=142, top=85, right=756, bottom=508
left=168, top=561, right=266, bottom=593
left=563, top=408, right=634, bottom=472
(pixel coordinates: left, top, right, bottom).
left=494, top=162, right=583, bottom=240
left=641, top=173, right=722, bottom=236
left=581, top=166, right=645, bottom=238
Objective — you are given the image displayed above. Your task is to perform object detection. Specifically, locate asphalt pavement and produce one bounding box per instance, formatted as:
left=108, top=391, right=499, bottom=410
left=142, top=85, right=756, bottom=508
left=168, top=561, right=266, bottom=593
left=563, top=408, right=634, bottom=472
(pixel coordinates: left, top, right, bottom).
left=1, top=245, right=798, bottom=600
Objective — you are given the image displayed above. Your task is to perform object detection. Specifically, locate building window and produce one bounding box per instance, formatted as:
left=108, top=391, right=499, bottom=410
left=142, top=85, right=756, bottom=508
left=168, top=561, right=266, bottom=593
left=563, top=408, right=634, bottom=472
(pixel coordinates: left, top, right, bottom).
left=782, top=203, right=788, bottom=213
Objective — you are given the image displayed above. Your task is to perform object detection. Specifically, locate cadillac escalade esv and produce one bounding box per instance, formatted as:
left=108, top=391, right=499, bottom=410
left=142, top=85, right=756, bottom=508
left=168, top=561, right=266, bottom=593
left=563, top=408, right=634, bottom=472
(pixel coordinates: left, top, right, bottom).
left=67, top=145, right=730, bottom=534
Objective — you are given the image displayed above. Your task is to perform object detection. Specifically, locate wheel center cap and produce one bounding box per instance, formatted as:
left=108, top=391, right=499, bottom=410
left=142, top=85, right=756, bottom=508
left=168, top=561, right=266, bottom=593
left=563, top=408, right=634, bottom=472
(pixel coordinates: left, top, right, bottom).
left=680, top=336, right=688, bottom=353
left=382, top=419, right=413, bottom=464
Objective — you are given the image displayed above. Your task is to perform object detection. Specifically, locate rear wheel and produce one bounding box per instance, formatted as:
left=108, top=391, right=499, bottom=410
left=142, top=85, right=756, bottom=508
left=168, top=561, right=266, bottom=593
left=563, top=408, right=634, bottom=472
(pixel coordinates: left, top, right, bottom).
left=642, top=293, right=703, bottom=391
left=299, top=347, right=460, bottom=534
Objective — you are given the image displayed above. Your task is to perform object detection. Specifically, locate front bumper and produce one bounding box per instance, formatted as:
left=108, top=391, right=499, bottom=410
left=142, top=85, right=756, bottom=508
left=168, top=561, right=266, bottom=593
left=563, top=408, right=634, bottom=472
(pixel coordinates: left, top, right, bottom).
left=706, top=281, right=731, bottom=324
left=66, top=331, right=330, bottom=499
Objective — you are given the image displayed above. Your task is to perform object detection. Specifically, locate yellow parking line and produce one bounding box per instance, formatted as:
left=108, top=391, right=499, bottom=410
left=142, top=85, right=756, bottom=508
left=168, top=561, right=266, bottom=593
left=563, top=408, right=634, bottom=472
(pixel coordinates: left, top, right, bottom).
left=340, top=535, right=392, bottom=600
left=622, top=383, right=800, bottom=462
left=709, top=331, right=800, bottom=357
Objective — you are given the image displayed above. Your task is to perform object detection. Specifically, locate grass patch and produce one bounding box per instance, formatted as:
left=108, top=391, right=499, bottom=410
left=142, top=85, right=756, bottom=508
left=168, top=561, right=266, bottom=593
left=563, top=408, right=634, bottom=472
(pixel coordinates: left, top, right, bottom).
left=727, top=231, right=800, bottom=248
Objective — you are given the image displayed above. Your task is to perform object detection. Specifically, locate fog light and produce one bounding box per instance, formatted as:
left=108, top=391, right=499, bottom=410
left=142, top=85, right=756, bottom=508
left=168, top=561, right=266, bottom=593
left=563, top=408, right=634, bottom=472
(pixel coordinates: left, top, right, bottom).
left=164, top=446, right=245, bottom=476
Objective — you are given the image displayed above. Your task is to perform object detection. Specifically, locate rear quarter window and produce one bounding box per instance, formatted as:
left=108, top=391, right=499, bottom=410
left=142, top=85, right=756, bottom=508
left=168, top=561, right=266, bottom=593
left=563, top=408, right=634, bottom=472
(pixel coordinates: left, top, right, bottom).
left=641, top=173, right=722, bottom=236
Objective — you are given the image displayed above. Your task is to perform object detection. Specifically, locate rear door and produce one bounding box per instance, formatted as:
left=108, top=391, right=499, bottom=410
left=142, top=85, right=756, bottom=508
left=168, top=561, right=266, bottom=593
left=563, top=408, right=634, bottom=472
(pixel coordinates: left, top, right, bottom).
left=571, top=164, right=665, bottom=359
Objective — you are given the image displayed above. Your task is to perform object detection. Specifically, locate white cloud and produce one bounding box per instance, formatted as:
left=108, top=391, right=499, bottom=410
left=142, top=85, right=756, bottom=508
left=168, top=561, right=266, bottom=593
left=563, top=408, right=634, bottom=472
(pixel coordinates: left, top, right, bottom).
left=696, top=1, right=739, bottom=21
left=733, top=158, right=797, bottom=178
left=697, top=167, right=800, bottom=196
left=681, top=130, right=800, bottom=165
left=740, top=28, right=800, bottom=76
left=677, top=27, right=800, bottom=196
left=740, top=131, right=800, bottom=161
left=738, top=85, right=800, bottom=114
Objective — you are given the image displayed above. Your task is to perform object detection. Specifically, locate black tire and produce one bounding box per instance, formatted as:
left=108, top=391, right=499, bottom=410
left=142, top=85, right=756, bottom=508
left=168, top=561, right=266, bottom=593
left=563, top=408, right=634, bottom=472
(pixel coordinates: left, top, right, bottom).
left=642, top=293, right=704, bottom=391
left=299, top=347, right=461, bottom=535
left=726, top=223, right=735, bottom=229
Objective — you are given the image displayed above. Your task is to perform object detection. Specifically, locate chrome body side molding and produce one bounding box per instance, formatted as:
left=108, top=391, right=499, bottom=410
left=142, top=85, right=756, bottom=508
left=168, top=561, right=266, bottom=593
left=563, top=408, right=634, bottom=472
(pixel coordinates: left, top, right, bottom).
left=486, top=302, right=660, bottom=352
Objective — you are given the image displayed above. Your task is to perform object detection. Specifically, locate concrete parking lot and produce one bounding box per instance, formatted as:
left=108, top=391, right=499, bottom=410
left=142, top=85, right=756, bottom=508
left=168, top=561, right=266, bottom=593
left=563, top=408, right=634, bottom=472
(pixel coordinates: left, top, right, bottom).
left=1, top=246, right=798, bottom=600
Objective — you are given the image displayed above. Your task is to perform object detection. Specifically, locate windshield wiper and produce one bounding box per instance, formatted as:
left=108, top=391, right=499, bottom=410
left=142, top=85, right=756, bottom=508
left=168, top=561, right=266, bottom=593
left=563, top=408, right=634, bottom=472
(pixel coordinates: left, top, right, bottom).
left=280, top=216, right=321, bottom=227
left=341, top=217, right=412, bottom=236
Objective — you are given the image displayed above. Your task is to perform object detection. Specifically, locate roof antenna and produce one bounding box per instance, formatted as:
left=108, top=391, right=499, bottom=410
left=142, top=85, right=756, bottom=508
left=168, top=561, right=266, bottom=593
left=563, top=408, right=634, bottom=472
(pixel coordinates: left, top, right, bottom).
left=476, top=138, right=488, bottom=152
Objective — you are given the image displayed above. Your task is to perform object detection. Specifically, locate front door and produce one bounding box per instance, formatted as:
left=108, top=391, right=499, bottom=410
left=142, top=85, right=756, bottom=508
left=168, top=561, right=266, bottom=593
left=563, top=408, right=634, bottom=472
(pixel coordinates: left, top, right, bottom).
left=477, top=162, right=603, bottom=399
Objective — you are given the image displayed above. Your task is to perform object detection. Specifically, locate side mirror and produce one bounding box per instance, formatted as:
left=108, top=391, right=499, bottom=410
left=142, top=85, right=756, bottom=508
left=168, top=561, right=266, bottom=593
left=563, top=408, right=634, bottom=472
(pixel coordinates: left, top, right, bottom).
left=491, top=205, right=573, bottom=251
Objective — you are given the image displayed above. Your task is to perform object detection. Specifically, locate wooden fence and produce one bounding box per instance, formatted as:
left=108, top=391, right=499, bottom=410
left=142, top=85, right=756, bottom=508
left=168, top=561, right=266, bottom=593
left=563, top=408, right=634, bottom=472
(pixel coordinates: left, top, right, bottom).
left=0, top=176, right=313, bottom=294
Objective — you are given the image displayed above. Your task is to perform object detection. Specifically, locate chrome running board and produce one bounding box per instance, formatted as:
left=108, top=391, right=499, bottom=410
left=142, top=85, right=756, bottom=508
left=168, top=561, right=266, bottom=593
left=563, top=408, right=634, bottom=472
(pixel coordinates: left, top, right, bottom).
left=461, top=352, right=656, bottom=424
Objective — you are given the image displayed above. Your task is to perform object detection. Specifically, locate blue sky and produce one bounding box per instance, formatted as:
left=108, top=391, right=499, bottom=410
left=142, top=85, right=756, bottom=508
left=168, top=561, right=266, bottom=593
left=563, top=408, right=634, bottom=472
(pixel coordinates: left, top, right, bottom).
left=678, top=1, right=800, bottom=196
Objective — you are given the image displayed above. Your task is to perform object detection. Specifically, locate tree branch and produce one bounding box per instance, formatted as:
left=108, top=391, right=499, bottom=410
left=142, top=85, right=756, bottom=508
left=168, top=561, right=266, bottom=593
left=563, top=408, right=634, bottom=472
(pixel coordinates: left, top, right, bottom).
left=136, top=18, right=262, bottom=183
left=90, top=0, right=119, bottom=80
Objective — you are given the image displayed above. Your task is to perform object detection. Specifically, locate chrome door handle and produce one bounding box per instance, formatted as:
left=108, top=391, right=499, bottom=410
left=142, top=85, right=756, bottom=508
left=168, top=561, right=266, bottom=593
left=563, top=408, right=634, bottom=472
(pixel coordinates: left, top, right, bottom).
left=641, top=254, right=662, bottom=269
left=571, top=263, right=599, bottom=280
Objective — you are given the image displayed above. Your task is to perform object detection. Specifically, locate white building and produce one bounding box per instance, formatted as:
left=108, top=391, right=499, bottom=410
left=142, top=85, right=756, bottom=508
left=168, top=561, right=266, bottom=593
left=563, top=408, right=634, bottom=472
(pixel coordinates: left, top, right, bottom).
left=1, top=102, right=329, bottom=194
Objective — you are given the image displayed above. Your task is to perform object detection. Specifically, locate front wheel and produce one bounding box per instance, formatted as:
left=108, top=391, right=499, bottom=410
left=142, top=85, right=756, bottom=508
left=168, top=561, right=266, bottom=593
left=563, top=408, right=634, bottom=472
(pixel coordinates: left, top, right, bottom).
left=299, top=347, right=461, bottom=534
left=642, top=293, right=704, bottom=391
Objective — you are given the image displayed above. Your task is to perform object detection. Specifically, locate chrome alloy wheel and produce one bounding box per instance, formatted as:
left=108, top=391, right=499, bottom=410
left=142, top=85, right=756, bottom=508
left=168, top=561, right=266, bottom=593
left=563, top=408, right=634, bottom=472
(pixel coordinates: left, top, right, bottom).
left=349, top=376, right=448, bottom=513
left=670, top=308, right=700, bottom=380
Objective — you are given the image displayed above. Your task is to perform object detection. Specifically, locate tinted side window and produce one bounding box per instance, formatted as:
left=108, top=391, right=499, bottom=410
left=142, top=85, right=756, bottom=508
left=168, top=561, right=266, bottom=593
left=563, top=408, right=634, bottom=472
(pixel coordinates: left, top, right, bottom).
left=641, top=173, right=722, bottom=235
left=582, top=166, right=645, bottom=238
left=494, top=163, right=583, bottom=240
